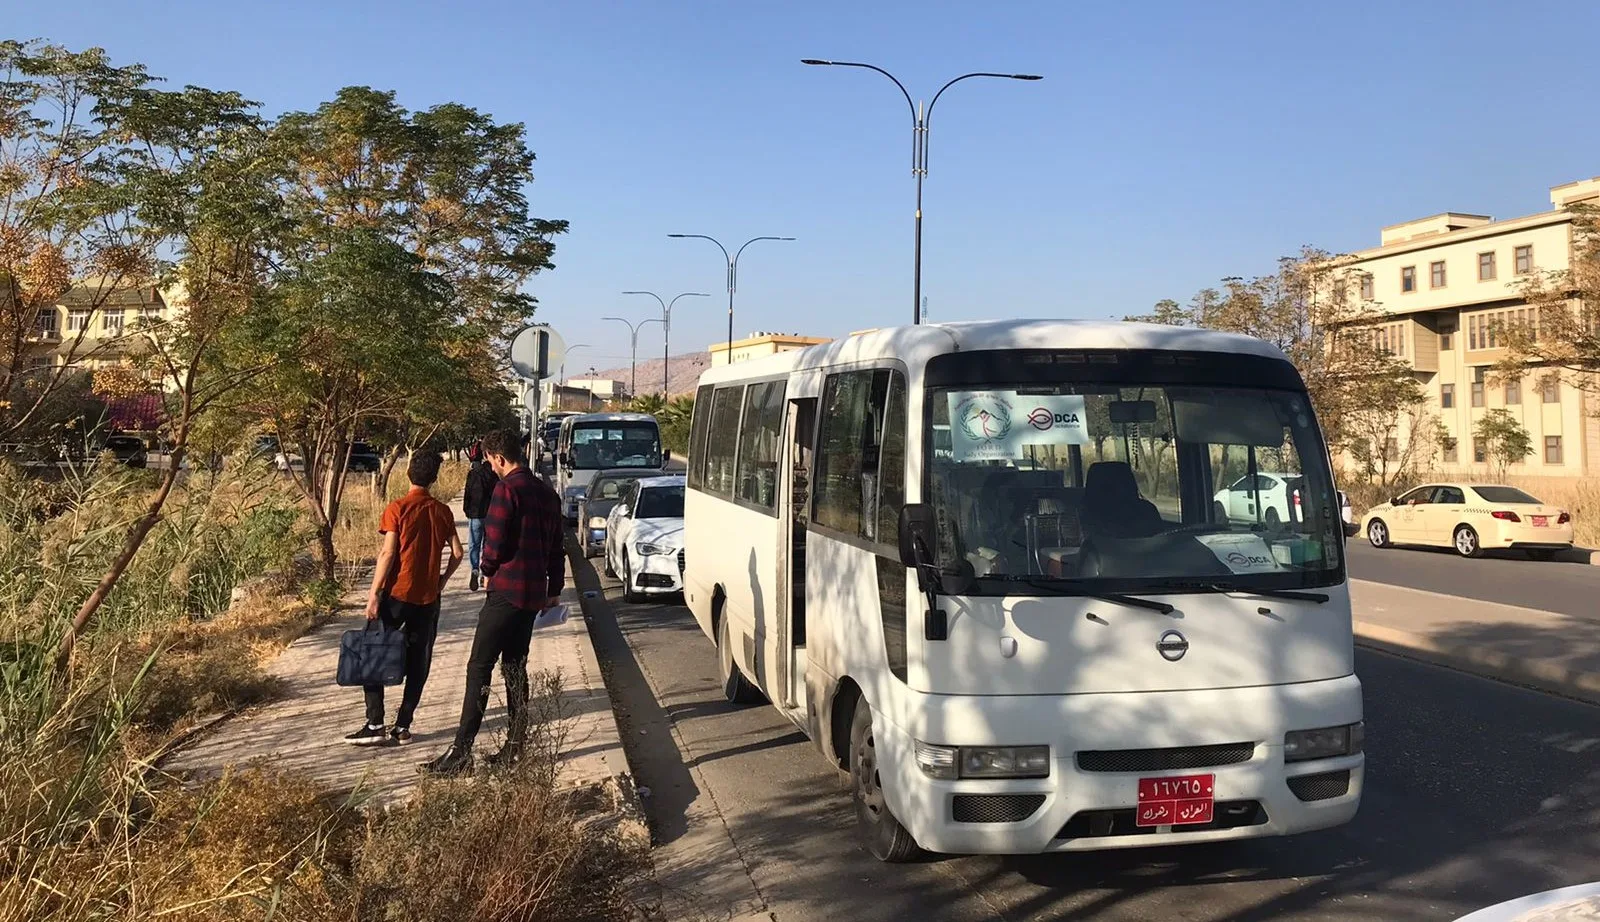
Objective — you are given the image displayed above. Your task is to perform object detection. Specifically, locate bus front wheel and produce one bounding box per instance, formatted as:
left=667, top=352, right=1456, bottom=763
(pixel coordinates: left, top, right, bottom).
left=717, top=614, right=762, bottom=705
left=849, top=702, right=920, bottom=863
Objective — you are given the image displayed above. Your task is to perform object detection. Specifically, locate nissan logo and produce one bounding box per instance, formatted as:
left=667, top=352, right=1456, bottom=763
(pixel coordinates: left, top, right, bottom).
left=1157, top=630, right=1189, bottom=662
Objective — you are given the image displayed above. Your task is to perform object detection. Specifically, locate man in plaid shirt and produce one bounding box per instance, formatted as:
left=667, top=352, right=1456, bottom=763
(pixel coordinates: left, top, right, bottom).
left=423, top=427, right=565, bottom=775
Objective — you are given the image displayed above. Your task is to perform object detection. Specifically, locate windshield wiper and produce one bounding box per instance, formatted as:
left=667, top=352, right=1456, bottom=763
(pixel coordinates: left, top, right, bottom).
left=1020, top=578, right=1175, bottom=614
left=1148, top=580, right=1330, bottom=604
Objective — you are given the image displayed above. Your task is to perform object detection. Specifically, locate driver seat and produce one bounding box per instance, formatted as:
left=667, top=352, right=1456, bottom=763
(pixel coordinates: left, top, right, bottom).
left=1080, top=461, right=1166, bottom=540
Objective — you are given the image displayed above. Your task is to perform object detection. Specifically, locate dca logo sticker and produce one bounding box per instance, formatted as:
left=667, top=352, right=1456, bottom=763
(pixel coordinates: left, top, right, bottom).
left=1027, top=407, right=1081, bottom=431
left=1225, top=551, right=1274, bottom=568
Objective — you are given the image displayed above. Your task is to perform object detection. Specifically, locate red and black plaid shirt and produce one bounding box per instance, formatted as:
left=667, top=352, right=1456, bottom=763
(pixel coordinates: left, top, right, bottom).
left=480, top=467, right=566, bottom=612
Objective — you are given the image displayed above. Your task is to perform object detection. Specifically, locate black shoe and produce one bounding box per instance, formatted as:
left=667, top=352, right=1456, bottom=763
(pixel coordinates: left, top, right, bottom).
left=421, top=745, right=472, bottom=776
left=482, top=742, right=522, bottom=768
left=469, top=570, right=479, bottom=592
left=389, top=726, right=413, bottom=746
left=344, top=724, right=388, bottom=746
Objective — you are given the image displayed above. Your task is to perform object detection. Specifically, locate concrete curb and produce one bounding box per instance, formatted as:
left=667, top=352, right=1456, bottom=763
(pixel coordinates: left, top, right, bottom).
left=1354, top=619, right=1600, bottom=706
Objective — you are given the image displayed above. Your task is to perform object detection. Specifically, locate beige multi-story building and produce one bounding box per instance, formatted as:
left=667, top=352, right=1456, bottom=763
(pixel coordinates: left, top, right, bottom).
left=708, top=331, right=832, bottom=366
left=22, top=282, right=177, bottom=377
left=1343, top=176, right=1600, bottom=476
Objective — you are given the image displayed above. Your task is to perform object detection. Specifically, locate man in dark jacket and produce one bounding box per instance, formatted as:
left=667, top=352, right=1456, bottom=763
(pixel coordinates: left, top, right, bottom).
left=424, top=428, right=564, bottom=776
left=462, top=440, right=498, bottom=592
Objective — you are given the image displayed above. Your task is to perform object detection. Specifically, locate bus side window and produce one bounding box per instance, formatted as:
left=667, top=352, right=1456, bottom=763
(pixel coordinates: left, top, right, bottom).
left=687, top=384, right=714, bottom=490
left=814, top=367, right=907, bottom=549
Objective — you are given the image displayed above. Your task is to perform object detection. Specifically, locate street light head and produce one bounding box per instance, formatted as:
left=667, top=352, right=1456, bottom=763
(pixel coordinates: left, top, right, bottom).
left=666, top=233, right=689, bottom=238
left=1011, top=74, right=1044, bottom=81
left=776, top=236, right=797, bottom=241
left=800, top=59, right=833, bottom=66
left=621, top=290, right=650, bottom=295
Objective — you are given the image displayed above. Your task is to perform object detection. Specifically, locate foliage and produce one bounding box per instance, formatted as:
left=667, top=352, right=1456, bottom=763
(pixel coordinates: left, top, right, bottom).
left=624, top=392, right=693, bottom=455
left=1473, top=408, right=1533, bottom=478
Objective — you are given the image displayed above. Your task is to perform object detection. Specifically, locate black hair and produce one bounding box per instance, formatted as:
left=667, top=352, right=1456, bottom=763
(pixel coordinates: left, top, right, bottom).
left=407, top=450, right=443, bottom=487
left=480, top=428, right=524, bottom=465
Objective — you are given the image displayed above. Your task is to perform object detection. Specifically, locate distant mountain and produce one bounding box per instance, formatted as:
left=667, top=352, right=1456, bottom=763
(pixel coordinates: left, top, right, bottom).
left=587, top=351, right=711, bottom=397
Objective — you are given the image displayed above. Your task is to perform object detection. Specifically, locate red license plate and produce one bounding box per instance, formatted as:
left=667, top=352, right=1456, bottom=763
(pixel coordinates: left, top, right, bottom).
left=1137, top=773, right=1215, bottom=827
left=1531, top=516, right=1548, bottom=527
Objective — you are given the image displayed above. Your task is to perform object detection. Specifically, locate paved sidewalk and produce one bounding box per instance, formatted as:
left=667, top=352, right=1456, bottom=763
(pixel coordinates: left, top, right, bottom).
left=164, top=503, right=631, bottom=805
left=1351, top=578, right=1600, bottom=705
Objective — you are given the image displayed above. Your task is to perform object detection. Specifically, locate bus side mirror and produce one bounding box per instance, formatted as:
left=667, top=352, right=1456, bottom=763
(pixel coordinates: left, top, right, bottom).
left=898, top=504, right=937, bottom=569
left=559, top=452, right=570, bottom=468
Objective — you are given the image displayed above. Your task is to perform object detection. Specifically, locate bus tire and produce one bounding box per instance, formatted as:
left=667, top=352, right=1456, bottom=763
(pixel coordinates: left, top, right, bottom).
left=850, top=702, right=920, bottom=863
left=717, top=612, right=762, bottom=705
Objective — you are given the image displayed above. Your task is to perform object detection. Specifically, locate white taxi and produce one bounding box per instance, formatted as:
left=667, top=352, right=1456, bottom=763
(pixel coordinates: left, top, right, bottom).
left=1362, top=482, right=1574, bottom=559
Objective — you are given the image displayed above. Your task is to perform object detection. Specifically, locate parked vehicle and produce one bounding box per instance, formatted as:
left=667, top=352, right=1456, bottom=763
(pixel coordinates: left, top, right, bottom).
left=577, top=469, right=644, bottom=558
left=684, top=319, right=1362, bottom=860
left=605, top=475, right=686, bottom=601
left=1362, top=483, right=1573, bottom=559
left=554, top=412, right=668, bottom=522
left=103, top=435, right=147, bottom=469
left=347, top=441, right=382, bottom=473
left=1212, top=471, right=1305, bottom=527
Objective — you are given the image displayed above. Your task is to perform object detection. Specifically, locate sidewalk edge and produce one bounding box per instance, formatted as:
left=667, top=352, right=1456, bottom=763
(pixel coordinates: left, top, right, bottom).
left=1354, top=620, right=1600, bottom=706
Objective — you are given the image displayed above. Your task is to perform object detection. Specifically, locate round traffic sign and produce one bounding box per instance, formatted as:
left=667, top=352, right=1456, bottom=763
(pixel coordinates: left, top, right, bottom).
left=510, top=324, right=566, bottom=381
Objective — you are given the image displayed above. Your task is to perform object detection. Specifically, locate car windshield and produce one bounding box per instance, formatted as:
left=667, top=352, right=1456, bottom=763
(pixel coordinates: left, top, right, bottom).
left=590, top=475, right=636, bottom=500
left=635, top=485, right=684, bottom=519
left=1474, top=486, right=1541, bottom=504
left=928, top=382, right=1343, bottom=594
left=570, top=422, right=661, bottom=469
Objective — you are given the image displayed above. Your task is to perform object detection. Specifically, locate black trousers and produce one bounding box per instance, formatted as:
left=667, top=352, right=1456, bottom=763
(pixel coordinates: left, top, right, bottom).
left=363, top=598, right=440, bottom=728
left=452, top=590, right=537, bottom=750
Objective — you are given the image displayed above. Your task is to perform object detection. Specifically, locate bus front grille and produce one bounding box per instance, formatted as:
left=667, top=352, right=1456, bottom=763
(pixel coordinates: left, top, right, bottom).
left=1076, top=742, right=1256, bottom=773
left=1287, top=769, right=1350, bottom=802
left=951, top=794, right=1046, bottom=824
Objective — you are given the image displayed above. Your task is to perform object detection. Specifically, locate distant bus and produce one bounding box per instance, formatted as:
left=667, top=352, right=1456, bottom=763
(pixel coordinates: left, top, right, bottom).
left=553, top=412, right=667, bottom=520
left=683, top=319, right=1362, bottom=861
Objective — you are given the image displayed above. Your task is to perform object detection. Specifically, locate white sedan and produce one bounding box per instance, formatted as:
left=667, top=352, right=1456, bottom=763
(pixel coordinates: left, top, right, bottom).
left=1362, top=482, right=1574, bottom=559
left=605, top=475, right=686, bottom=602
left=1212, top=471, right=1306, bottom=528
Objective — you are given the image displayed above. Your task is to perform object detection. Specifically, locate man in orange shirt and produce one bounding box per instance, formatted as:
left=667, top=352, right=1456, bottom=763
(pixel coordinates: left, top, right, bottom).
left=346, top=450, right=463, bottom=746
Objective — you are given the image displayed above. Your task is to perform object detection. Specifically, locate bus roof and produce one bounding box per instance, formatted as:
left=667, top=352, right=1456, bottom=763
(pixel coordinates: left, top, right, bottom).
left=564, top=412, right=659, bottom=424
left=696, top=319, right=1287, bottom=386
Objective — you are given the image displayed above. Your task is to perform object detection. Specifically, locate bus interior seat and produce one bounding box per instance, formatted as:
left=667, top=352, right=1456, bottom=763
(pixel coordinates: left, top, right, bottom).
left=572, top=444, right=600, bottom=468
left=1080, top=461, right=1165, bottom=540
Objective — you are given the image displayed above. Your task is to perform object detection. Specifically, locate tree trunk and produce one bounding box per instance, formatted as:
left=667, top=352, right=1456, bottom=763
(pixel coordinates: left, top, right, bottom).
left=315, top=519, right=337, bottom=585
left=376, top=444, right=402, bottom=498
left=55, top=428, right=189, bottom=674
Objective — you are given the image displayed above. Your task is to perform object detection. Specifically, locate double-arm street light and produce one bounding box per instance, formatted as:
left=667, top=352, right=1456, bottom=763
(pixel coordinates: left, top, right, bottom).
left=667, top=234, right=794, bottom=361
left=801, top=59, right=1041, bottom=325
left=602, top=315, right=663, bottom=399
left=622, top=290, right=710, bottom=396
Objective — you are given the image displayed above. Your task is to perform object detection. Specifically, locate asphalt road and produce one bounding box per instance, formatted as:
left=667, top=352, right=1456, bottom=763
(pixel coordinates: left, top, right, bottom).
left=1345, top=541, right=1600, bottom=621
left=576, top=557, right=1600, bottom=922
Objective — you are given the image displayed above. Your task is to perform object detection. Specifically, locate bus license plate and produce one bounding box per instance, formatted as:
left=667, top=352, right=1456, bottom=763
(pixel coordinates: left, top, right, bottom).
left=1531, top=516, right=1548, bottom=527
left=1137, top=774, right=1215, bottom=827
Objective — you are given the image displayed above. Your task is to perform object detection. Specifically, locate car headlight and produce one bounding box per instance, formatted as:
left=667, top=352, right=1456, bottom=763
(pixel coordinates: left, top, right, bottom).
left=1284, top=722, right=1363, bottom=763
left=588, top=516, right=607, bottom=529
left=913, top=742, right=1050, bottom=780
left=636, top=541, right=674, bottom=556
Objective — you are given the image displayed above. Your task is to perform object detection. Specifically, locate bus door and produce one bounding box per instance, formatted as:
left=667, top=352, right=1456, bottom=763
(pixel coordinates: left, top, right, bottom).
left=775, top=396, right=817, bottom=711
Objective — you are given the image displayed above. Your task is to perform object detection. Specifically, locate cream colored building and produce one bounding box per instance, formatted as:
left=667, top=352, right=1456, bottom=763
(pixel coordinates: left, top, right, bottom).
left=708, top=332, right=832, bottom=366
left=1343, top=176, right=1600, bottom=476
left=22, top=282, right=178, bottom=378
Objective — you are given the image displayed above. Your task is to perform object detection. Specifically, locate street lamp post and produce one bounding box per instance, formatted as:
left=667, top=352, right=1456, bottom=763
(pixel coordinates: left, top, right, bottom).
left=622, top=290, right=710, bottom=396
left=559, top=343, right=590, bottom=408
left=602, top=315, right=664, bottom=399
left=801, top=59, right=1041, bottom=325
left=667, top=234, right=794, bottom=362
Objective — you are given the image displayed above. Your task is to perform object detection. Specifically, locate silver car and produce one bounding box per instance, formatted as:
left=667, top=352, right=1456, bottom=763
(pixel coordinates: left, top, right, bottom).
left=576, top=469, right=643, bottom=558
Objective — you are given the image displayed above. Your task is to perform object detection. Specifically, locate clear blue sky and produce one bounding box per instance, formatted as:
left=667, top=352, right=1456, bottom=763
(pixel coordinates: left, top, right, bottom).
left=16, top=0, right=1600, bottom=372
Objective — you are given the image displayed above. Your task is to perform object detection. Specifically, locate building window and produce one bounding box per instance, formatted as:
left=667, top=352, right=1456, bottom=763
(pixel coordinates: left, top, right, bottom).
left=35, top=310, right=59, bottom=335
left=102, top=310, right=125, bottom=334
left=67, top=309, right=91, bottom=332
left=1478, top=252, right=1496, bottom=280
left=1401, top=266, right=1417, bottom=293
left=140, top=306, right=162, bottom=322
left=1543, top=377, right=1560, bottom=403
left=1430, top=261, right=1447, bottom=288
left=1545, top=436, right=1564, bottom=465
left=1505, top=378, right=1521, bottom=405
left=1440, top=384, right=1455, bottom=408
left=1471, top=367, right=1486, bottom=407
left=1440, top=330, right=1453, bottom=350
left=1515, top=245, right=1533, bottom=275
left=1333, top=279, right=1347, bottom=304
left=1473, top=438, right=1487, bottom=463
left=1360, top=274, right=1374, bottom=300
left=1442, top=437, right=1458, bottom=463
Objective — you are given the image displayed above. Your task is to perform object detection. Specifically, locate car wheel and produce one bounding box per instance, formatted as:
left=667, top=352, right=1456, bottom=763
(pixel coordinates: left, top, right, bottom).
left=603, top=546, right=616, bottom=578
left=850, top=701, right=920, bottom=863
left=1453, top=525, right=1483, bottom=558
left=1367, top=519, right=1391, bottom=548
left=622, top=550, right=644, bottom=603
left=1212, top=500, right=1227, bottom=523
left=716, top=611, right=763, bottom=705
left=1527, top=548, right=1558, bottom=562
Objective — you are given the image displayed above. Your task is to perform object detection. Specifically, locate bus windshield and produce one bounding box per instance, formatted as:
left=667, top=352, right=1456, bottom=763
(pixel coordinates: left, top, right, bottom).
left=927, top=383, right=1343, bottom=594
left=570, top=421, right=661, bottom=470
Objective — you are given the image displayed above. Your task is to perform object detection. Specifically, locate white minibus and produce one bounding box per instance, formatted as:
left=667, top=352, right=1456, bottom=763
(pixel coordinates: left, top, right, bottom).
left=681, top=320, right=1362, bottom=861
left=554, top=412, right=667, bottom=521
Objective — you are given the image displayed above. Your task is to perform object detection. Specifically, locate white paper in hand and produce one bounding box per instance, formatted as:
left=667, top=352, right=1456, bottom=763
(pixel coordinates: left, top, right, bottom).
left=532, top=603, right=570, bottom=630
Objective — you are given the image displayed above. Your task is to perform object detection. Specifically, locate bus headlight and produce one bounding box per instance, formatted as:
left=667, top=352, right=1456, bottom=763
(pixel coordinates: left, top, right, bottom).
left=1284, top=722, right=1363, bottom=762
left=588, top=516, right=607, bottom=529
left=914, top=742, right=1050, bottom=780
